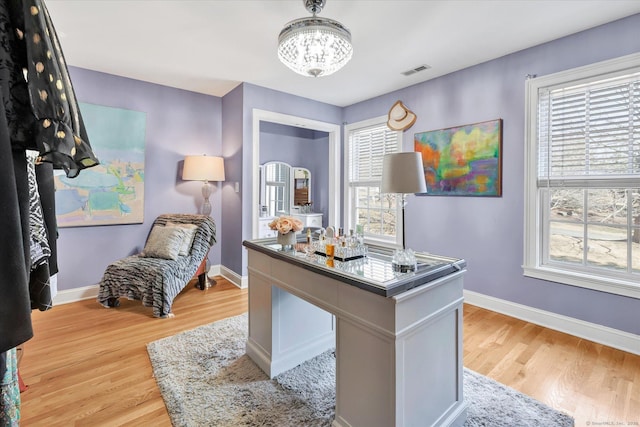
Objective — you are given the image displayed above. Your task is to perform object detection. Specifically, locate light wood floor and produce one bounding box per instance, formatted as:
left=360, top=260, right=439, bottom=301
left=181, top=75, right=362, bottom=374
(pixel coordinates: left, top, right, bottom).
left=19, top=278, right=639, bottom=426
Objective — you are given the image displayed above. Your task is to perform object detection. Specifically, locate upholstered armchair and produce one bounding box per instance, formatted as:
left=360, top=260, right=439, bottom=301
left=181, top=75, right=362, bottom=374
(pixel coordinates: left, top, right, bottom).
left=97, top=214, right=216, bottom=318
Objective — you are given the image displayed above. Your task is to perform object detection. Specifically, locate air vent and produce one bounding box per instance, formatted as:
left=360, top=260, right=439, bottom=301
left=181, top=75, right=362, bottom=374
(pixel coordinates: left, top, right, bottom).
left=401, top=64, right=431, bottom=76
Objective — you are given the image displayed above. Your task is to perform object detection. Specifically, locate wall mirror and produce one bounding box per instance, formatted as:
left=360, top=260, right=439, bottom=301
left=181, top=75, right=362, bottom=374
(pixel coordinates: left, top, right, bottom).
left=251, top=109, right=342, bottom=240
left=259, top=163, right=313, bottom=218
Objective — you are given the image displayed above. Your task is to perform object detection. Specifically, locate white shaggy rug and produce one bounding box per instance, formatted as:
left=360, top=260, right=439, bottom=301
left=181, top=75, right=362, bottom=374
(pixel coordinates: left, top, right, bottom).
left=147, top=313, right=574, bottom=427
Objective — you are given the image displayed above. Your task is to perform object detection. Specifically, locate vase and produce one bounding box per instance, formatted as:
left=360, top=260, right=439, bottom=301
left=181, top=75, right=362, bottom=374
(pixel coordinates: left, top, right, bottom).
left=277, top=231, right=297, bottom=249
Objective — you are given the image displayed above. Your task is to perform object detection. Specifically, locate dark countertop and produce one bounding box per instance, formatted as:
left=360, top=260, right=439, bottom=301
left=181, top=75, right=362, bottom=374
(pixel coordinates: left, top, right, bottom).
left=243, top=238, right=466, bottom=297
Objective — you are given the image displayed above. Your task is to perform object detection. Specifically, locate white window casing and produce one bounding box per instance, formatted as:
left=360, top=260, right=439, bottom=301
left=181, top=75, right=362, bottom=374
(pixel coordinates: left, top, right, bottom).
left=524, top=52, right=640, bottom=299
left=344, top=116, right=403, bottom=247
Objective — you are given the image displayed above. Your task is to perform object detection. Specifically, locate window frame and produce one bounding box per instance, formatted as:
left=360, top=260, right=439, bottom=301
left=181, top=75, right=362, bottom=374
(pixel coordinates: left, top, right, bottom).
left=523, top=52, right=640, bottom=299
left=344, top=116, right=403, bottom=248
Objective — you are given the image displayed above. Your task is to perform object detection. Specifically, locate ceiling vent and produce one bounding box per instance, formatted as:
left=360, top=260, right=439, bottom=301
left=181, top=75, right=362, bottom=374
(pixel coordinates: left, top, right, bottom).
left=401, top=64, right=431, bottom=76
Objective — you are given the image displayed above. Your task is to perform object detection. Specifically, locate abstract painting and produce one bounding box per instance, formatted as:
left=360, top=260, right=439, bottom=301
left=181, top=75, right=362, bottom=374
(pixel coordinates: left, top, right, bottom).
left=55, top=103, right=146, bottom=227
left=414, top=119, right=502, bottom=196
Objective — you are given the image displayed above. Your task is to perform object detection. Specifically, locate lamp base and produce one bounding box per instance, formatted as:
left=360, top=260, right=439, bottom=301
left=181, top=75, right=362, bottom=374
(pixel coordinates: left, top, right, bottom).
left=201, top=181, right=212, bottom=216
left=392, top=248, right=417, bottom=273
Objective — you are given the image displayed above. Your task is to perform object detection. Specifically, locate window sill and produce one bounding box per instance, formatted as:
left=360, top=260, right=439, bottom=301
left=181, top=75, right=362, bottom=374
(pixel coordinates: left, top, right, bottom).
left=523, top=265, right=640, bottom=299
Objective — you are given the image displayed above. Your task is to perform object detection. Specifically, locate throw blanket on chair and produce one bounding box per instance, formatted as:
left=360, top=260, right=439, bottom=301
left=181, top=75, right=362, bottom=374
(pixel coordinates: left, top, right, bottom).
left=97, top=214, right=216, bottom=318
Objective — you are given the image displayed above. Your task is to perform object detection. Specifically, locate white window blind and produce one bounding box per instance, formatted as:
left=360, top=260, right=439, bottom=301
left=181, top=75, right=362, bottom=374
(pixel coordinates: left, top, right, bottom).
left=349, top=123, right=399, bottom=183
left=345, top=118, right=401, bottom=246
left=538, top=72, right=640, bottom=184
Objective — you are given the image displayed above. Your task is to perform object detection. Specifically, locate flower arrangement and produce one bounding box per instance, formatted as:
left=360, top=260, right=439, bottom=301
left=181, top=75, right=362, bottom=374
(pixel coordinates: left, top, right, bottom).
left=269, top=215, right=303, bottom=235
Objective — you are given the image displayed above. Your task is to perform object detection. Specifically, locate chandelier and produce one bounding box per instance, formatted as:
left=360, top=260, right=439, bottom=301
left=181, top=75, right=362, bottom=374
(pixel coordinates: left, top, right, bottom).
left=277, top=0, right=353, bottom=77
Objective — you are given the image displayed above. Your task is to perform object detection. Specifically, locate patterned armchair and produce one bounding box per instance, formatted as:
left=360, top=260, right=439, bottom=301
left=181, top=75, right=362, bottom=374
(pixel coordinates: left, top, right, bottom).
left=97, top=214, right=216, bottom=318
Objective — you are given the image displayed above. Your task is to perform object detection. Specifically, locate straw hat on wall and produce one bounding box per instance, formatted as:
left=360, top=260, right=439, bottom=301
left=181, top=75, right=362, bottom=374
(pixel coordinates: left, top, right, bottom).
left=387, top=100, right=417, bottom=131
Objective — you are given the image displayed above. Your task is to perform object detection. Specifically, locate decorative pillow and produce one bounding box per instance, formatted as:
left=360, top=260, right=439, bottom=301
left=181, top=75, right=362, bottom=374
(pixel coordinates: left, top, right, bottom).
left=142, top=225, right=187, bottom=260
left=166, top=222, right=198, bottom=256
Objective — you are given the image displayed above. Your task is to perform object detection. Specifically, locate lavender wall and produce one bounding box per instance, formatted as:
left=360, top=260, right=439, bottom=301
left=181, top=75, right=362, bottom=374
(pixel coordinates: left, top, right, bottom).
left=56, top=16, right=639, bottom=335
left=344, top=14, right=640, bottom=335
left=220, top=84, right=244, bottom=276
left=58, top=67, right=222, bottom=291
left=220, top=83, right=342, bottom=276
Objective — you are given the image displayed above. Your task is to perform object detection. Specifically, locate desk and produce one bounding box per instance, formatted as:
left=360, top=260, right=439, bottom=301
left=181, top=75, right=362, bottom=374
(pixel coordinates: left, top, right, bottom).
left=243, top=239, right=468, bottom=427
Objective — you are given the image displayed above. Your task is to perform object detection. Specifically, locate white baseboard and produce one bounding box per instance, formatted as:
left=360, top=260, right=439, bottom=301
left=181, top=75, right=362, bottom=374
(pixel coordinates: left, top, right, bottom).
left=207, top=264, right=221, bottom=278
left=53, top=284, right=100, bottom=305
left=218, top=265, right=248, bottom=289
left=464, top=290, right=640, bottom=356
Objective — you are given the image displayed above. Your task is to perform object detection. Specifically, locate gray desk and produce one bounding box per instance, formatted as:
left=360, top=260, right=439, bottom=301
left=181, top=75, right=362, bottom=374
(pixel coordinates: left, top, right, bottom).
left=243, top=239, right=468, bottom=427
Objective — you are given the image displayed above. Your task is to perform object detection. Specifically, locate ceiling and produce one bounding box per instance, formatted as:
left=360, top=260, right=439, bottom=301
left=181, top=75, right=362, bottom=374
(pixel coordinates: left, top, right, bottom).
left=46, top=0, right=640, bottom=107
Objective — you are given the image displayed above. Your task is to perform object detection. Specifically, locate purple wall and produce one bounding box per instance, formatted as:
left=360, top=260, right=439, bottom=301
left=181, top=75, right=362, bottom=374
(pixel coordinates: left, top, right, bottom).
left=59, top=67, right=222, bottom=291
left=56, top=15, right=639, bottom=335
left=220, top=84, right=244, bottom=276
left=220, top=83, right=342, bottom=275
left=344, top=14, right=640, bottom=335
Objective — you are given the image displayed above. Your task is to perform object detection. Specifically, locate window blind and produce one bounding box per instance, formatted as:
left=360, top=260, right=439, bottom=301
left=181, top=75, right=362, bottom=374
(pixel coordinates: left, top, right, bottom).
left=538, top=71, right=640, bottom=182
left=349, top=123, right=398, bottom=183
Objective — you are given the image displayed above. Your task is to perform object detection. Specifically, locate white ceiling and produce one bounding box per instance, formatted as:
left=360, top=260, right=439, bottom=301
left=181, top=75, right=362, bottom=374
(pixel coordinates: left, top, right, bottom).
left=46, top=0, right=640, bottom=107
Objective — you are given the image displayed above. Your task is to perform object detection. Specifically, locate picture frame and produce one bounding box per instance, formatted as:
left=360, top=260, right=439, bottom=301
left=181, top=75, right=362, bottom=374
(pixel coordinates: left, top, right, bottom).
left=54, top=103, right=147, bottom=227
left=414, top=119, right=502, bottom=196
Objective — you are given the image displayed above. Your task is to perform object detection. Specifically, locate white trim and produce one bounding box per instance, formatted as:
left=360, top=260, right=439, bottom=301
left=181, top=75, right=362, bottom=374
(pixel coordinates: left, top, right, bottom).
left=220, top=264, right=247, bottom=289
left=523, top=52, right=640, bottom=298
left=464, top=290, right=640, bottom=356
left=343, top=116, right=403, bottom=248
left=522, top=265, right=640, bottom=300
left=207, top=263, right=221, bottom=278
left=53, top=284, right=100, bottom=305
left=252, top=109, right=341, bottom=239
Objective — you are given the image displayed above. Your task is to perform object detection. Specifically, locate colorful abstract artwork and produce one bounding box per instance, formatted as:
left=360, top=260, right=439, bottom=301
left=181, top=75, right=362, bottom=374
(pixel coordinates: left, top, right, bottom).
left=414, top=119, right=502, bottom=196
left=55, top=103, right=146, bottom=227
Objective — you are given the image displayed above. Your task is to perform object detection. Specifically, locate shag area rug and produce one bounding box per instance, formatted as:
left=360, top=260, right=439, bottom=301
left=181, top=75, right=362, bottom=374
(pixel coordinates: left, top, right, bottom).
left=147, top=313, right=574, bottom=427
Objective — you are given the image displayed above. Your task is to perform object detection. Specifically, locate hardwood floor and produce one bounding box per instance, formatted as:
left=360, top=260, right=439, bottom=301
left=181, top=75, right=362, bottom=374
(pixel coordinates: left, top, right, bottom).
left=19, top=279, right=638, bottom=426
left=463, top=304, right=640, bottom=427
left=20, top=277, right=248, bottom=426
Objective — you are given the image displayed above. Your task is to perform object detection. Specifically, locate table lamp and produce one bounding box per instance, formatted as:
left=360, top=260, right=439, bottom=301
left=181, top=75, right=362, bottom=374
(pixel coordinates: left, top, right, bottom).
left=381, top=152, right=427, bottom=272
left=182, top=155, right=225, bottom=216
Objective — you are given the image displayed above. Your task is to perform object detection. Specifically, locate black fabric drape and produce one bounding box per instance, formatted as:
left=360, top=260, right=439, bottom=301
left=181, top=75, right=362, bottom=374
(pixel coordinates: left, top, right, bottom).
left=1, top=0, right=98, bottom=353
left=14, top=0, right=99, bottom=177
left=0, top=95, right=33, bottom=354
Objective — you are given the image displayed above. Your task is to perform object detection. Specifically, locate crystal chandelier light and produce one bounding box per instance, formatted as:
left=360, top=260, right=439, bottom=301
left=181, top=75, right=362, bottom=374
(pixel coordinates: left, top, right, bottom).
left=278, top=0, right=353, bottom=77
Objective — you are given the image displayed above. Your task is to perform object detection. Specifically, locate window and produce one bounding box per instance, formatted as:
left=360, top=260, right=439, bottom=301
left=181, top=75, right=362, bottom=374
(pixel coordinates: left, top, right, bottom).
left=524, top=53, right=640, bottom=299
left=344, top=117, right=402, bottom=246
left=261, top=162, right=290, bottom=217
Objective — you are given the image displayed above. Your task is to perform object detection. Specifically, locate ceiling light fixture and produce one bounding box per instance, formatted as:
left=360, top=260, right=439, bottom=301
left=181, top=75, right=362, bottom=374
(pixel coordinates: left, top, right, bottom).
left=277, top=0, right=353, bottom=77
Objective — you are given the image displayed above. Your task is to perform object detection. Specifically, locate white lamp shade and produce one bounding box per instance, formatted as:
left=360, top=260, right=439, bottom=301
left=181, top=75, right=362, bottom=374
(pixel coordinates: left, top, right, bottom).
left=182, top=155, right=225, bottom=182
left=381, top=152, right=427, bottom=194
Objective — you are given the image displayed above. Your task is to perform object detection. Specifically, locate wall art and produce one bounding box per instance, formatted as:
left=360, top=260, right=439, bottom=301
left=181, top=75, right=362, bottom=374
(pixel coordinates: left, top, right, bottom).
left=414, top=119, right=502, bottom=196
left=55, top=103, right=146, bottom=227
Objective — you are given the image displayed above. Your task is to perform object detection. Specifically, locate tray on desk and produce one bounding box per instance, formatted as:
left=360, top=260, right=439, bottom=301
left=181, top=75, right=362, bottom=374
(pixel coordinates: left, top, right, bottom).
left=314, top=251, right=365, bottom=262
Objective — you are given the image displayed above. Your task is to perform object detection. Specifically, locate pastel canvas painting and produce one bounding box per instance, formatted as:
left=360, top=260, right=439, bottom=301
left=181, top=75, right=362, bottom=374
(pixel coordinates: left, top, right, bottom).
left=414, top=119, right=502, bottom=196
left=55, top=103, right=146, bottom=227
